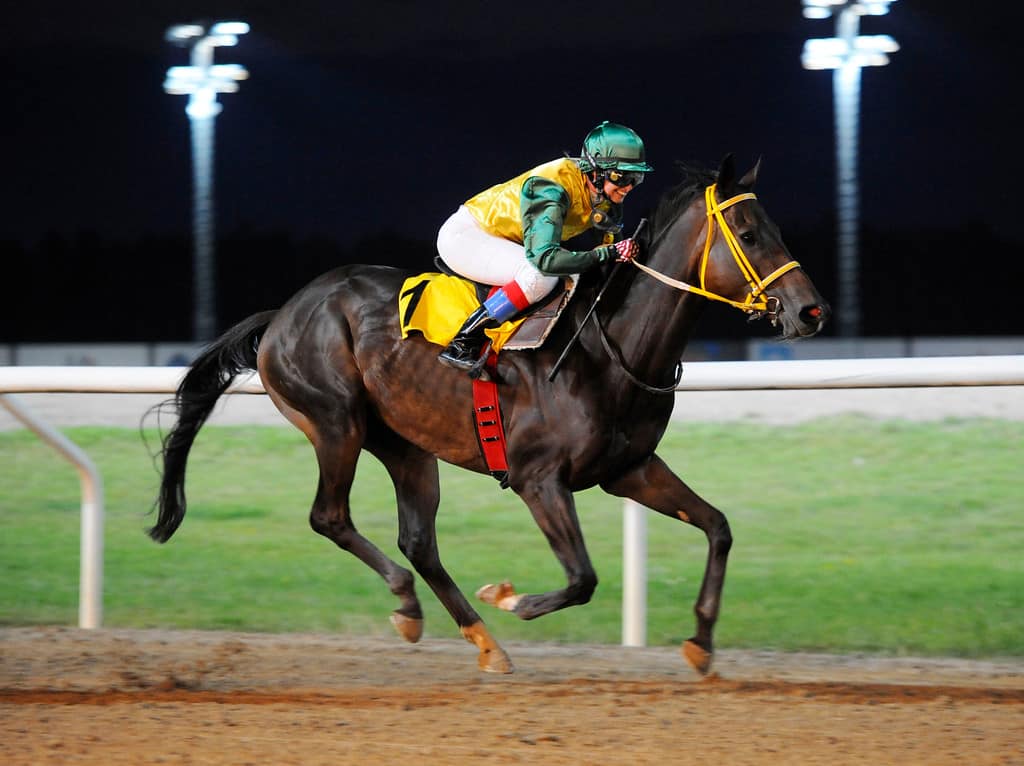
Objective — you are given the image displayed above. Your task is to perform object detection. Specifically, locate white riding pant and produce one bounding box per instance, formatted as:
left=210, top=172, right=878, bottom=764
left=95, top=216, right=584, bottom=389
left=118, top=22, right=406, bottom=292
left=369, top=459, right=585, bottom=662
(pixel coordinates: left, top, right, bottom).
left=436, top=206, right=560, bottom=304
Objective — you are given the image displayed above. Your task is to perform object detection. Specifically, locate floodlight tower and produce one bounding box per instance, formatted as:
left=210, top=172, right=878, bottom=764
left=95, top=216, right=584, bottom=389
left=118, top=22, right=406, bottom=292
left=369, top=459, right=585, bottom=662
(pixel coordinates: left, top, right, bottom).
left=164, top=22, right=250, bottom=341
left=802, top=1, right=898, bottom=338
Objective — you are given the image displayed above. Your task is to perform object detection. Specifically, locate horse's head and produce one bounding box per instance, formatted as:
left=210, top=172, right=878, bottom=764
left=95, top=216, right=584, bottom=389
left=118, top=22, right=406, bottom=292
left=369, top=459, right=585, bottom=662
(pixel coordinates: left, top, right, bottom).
left=700, top=155, right=830, bottom=338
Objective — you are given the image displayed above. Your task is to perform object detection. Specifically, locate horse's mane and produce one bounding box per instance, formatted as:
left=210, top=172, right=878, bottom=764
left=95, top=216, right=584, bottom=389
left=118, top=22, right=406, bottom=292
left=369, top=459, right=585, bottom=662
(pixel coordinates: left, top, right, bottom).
left=645, top=161, right=718, bottom=244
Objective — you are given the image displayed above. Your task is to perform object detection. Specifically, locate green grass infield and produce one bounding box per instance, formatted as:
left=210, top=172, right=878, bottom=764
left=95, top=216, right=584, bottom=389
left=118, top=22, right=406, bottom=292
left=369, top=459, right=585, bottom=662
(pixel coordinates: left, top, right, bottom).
left=1, top=416, right=1021, bottom=657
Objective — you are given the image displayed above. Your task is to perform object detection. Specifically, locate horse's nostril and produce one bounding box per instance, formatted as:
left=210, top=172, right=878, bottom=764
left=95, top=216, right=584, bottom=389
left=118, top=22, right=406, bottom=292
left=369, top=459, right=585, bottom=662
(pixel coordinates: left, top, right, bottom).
left=800, top=304, right=828, bottom=324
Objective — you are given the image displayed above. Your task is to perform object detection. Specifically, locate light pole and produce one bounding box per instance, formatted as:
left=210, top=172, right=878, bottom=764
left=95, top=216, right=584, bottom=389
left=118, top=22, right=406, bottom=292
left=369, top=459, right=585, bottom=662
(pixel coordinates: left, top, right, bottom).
left=802, top=1, right=898, bottom=339
left=164, top=22, right=250, bottom=342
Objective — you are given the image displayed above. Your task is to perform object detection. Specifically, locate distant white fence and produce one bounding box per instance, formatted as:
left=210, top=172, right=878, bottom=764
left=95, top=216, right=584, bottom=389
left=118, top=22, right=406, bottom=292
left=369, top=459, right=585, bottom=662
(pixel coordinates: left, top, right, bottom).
left=6, top=336, right=1024, bottom=367
left=4, top=355, right=1024, bottom=393
left=3, top=355, right=1024, bottom=642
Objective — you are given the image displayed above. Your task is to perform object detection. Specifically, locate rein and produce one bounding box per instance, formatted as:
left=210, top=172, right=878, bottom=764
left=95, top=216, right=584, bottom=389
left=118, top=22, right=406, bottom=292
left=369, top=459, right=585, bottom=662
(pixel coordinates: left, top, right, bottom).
left=593, top=309, right=683, bottom=394
left=631, top=183, right=802, bottom=319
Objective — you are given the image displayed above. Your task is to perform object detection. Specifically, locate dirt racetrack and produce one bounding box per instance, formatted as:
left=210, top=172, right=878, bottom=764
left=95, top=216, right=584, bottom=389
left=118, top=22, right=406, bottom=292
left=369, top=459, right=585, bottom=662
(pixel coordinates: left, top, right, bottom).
left=2, top=627, right=1022, bottom=765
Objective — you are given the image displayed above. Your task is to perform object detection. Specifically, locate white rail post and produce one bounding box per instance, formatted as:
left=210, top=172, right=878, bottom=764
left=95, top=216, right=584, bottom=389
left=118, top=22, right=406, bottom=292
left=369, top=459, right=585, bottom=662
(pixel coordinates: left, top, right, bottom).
left=0, top=394, right=105, bottom=628
left=622, top=499, right=647, bottom=647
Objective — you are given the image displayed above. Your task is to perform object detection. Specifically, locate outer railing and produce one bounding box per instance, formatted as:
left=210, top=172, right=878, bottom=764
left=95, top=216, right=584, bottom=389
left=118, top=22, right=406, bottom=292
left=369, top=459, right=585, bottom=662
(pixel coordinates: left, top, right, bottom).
left=5, top=355, right=1024, bottom=393
left=0, top=395, right=104, bottom=628
left=3, top=355, right=1023, bottom=639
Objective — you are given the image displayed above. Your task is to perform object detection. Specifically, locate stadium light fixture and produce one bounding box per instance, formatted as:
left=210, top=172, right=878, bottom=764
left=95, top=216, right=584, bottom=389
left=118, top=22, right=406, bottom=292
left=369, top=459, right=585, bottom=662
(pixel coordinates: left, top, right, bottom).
left=163, top=21, right=250, bottom=342
left=802, top=1, right=898, bottom=339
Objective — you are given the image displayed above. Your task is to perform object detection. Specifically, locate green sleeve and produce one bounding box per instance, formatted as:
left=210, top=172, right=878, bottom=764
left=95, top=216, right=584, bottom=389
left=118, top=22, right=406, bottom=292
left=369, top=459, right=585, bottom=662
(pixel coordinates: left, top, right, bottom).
left=520, top=176, right=614, bottom=275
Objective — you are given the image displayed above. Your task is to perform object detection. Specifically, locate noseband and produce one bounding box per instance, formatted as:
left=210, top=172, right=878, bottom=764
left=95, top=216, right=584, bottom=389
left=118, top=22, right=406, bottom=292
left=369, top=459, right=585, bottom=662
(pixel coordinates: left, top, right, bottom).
left=630, top=183, right=802, bottom=324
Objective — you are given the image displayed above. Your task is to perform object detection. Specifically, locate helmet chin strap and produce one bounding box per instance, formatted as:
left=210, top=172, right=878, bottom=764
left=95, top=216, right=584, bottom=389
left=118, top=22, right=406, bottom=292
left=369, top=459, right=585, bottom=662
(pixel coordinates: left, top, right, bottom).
left=589, top=184, right=620, bottom=232
left=581, top=147, right=622, bottom=233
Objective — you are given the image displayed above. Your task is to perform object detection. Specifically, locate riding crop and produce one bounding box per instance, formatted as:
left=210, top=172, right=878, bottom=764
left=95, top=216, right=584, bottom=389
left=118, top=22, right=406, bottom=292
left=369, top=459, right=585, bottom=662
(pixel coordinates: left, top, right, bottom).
left=548, top=218, right=648, bottom=382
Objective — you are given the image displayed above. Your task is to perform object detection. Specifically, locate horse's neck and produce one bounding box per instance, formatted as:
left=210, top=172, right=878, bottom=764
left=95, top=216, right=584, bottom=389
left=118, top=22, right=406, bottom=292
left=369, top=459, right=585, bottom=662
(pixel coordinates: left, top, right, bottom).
left=604, top=205, right=707, bottom=377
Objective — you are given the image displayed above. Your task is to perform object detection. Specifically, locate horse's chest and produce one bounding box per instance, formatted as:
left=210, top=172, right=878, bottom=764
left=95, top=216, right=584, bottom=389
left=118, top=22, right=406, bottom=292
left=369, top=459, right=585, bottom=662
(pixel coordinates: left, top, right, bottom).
left=547, top=411, right=665, bottom=480
left=504, top=378, right=669, bottom=481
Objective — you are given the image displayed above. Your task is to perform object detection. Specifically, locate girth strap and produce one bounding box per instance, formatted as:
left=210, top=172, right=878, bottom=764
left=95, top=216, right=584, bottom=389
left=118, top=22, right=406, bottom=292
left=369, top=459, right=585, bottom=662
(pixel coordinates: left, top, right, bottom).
left=472, top=357, right=510, bottom=489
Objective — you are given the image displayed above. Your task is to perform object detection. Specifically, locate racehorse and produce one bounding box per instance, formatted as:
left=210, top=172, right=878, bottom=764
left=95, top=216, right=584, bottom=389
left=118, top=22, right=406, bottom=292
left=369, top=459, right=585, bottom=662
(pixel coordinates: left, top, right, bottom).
left=149, top=155, right=829, bottom=674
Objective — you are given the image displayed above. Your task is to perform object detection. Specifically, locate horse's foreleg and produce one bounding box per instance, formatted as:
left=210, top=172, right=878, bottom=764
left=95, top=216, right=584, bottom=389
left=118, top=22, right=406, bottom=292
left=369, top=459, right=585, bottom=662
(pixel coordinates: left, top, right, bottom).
left=602, top=453, right=733, bottom=675
left=372, top=438, right=513, bottom=674
left=479, top=479, right=598, bottom=622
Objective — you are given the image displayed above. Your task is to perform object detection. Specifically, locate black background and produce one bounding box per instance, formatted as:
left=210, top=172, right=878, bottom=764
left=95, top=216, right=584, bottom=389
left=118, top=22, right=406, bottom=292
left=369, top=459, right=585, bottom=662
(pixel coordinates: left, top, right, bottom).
left=3, top=2, right=1019, bottom=341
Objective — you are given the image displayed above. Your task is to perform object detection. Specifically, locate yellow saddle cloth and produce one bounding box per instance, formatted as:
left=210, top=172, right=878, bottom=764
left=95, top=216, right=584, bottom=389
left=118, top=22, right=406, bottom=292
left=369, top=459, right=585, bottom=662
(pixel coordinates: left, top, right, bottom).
left=398, top=273, right=523, bottom=353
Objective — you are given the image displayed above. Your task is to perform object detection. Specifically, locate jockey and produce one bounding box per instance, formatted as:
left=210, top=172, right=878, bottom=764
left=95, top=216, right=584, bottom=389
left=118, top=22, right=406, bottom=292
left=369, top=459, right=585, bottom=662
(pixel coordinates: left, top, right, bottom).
left=436, top=121, right=653, bottom=373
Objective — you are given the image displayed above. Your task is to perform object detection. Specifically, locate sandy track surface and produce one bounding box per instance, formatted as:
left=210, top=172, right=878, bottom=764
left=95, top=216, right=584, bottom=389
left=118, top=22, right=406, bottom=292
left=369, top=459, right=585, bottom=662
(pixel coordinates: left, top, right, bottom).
left=2, top=627, right=1023, bottom=765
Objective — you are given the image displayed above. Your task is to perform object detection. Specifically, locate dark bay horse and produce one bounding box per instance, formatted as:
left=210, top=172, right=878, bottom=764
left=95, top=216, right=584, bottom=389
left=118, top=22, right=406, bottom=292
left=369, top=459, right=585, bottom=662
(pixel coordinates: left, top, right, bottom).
left=150, top=156, right=829, bottom=674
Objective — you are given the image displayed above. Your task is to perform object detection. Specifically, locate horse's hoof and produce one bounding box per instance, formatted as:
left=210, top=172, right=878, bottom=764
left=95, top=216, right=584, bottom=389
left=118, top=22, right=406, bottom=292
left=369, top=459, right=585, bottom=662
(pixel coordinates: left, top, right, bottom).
left=461, top=621, right=514, bottom=674
left=476, top=581, right=523, bottom=612
left=389, top=612, right=424, bottom=643
left=478, top=646, right=515, bottom=674
left=681, top=638, right=713, bottom=675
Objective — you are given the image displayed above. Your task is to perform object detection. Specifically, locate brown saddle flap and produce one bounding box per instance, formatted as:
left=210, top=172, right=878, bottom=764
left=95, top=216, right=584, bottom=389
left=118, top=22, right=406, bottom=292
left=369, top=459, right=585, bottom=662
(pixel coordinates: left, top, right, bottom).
left=502, top=277, right=578, bottom=351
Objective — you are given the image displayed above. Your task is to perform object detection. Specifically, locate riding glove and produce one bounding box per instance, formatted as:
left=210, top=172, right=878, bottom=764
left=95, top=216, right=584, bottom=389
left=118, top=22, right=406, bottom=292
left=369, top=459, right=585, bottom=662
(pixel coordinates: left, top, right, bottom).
left=614, top=238, right=639, bottom=262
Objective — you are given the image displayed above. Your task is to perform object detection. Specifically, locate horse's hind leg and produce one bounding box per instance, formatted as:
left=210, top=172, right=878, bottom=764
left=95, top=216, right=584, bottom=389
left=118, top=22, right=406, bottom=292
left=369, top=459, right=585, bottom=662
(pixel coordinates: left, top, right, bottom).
left=308, top=425, right=424, bottom=641
left=369, top=435, right=513, bottom=673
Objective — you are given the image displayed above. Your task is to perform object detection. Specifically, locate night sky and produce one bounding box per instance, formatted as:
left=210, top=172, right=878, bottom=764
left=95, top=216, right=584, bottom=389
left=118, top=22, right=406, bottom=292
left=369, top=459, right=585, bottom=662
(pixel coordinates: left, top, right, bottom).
left=2, top=2, right=1021, bottom=338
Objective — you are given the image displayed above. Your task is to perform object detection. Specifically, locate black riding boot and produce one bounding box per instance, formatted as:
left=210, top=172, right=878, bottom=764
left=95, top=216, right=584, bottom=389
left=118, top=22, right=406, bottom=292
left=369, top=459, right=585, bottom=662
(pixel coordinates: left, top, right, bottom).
left=438, top=305, right=497, bottom=372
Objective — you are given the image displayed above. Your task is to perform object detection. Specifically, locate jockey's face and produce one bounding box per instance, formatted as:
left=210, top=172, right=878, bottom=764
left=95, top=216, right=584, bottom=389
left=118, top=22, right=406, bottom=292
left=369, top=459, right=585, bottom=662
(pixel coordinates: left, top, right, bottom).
left=602, top=178, right=634, bottom=204
left=586, top=173, right=635, bottom=204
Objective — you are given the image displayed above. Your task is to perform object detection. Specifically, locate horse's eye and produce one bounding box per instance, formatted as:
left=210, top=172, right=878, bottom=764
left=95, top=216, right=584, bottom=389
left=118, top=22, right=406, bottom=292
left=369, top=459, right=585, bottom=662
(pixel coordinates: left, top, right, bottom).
left=740, top=231, right=757, bottom=245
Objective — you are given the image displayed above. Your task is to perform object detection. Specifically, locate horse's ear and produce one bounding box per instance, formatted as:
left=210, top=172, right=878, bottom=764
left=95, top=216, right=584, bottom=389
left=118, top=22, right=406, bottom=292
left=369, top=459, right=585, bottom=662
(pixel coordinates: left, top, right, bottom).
left=717, top=153, right=736, bottom=191
left=738, top=156, right=763, bottom=189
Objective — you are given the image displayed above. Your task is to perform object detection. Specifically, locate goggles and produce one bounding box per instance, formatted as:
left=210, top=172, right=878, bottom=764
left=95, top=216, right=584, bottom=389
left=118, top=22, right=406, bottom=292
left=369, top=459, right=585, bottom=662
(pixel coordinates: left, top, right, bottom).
left=606, top=168, right=644, bottom=188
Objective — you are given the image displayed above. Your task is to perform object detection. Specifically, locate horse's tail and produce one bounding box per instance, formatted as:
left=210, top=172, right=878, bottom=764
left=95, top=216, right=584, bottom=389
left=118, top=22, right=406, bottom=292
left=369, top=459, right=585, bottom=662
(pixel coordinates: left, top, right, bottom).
left=148, top=310, right=277, bottom=543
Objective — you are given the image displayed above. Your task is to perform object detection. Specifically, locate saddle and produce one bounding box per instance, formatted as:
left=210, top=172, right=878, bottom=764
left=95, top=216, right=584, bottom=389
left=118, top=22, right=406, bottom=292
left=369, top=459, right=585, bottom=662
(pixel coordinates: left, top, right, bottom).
left=397, top=262, right=580, bottom=488
left=398, top=259, right=578, bottom=353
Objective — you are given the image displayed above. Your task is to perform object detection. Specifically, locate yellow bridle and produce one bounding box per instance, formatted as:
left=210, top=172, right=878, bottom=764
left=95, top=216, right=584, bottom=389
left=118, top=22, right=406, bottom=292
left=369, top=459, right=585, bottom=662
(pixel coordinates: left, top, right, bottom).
left=630, top=183, right=802, bottom=314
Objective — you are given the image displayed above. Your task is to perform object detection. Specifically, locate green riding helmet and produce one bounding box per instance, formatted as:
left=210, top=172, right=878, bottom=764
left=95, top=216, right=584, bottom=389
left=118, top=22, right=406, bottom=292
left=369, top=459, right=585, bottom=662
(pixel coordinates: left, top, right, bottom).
left=577, top=121, right=654, bottom=173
